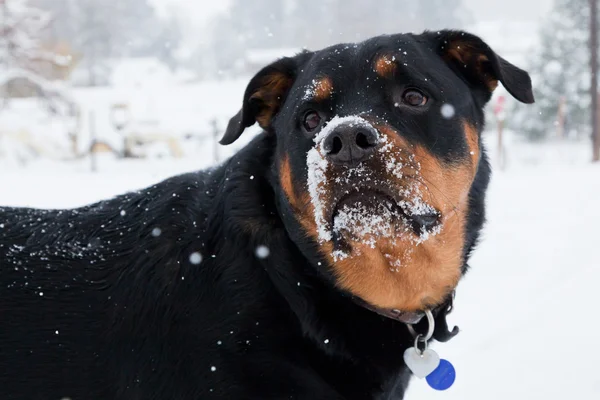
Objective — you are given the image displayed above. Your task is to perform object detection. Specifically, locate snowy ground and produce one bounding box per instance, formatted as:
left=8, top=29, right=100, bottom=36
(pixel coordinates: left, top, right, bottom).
left=409, top=162, right=600, bottom=399
left=0, top=139, right=598, bottom=399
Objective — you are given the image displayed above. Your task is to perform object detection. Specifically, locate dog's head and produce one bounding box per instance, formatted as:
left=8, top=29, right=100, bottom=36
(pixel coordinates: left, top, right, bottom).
left=222, top=30, right=533, bottom=320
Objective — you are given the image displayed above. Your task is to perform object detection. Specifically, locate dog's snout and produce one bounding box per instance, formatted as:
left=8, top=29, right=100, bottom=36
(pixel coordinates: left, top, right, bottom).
left=322, top=126, right=378, bottom=166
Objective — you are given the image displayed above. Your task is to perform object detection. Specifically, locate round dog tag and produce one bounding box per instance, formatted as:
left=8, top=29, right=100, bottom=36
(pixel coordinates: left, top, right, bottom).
left=425, top=359, right=455, bottom=390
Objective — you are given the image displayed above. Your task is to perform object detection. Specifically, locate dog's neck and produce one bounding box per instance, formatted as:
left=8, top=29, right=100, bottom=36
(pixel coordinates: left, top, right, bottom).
left=210, top=134, right=461, bottom=398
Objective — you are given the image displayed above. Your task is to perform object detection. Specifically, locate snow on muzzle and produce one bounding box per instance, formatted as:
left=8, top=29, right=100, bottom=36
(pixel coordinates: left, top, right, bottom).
left=306, top=115, right=442, bottom=260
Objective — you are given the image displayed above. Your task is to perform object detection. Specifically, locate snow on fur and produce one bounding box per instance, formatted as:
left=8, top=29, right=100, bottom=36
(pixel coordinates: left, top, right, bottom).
left=307, top=115, right=378, bottom=243
left=306, top=115, right=442, bottom=259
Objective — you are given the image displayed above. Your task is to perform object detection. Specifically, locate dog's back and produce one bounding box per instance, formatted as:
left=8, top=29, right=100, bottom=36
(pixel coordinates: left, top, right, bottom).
left=0, top=172, right=213, bottom=399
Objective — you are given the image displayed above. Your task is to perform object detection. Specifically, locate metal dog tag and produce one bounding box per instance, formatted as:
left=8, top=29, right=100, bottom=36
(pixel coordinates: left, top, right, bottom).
left=405, top=309, right=456, bottom=390
left=403, top=346, right=440, bottom=379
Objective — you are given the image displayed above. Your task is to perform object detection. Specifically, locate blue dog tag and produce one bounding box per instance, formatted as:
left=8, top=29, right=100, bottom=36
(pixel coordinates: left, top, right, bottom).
left=425, top=359, right=455, bottom=390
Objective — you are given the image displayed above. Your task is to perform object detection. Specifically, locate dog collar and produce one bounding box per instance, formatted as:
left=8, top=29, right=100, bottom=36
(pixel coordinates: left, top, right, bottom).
left=352, top=296, right=425, bottom=324
left=351, top=292, right=459, bottom=390
left=352, top=290, right=457, bottom=328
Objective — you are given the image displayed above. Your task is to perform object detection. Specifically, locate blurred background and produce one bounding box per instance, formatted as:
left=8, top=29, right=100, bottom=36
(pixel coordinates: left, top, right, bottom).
left=0, top=0, right=598, bottom=398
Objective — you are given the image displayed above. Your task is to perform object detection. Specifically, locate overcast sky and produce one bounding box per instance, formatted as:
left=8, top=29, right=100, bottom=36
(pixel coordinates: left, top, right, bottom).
left=464, top=0, right=553, bottom=23
left=151, top=0, right=555, bottom=57
left=154, top=0, right=555, bottom=26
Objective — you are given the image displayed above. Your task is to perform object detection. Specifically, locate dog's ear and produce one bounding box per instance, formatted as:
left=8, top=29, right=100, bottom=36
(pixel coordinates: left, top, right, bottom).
left=220, top=52, right=312, bottom=145
left=430, top=30, right=534, bottom=104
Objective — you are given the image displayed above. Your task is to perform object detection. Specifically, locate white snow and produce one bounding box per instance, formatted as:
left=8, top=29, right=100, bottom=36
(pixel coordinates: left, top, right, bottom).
left=306, top=141, right=332, bottom=242
left=0, top=140, right=598, bottom=399
left=441, top=104, right=456, bottom=119
left=151, top=228, right=162, bottom=237
left=333, top=200, right=404, bottom=246
left=255, top=245, right=270, bottom=259
left=303, top=78, right=332, bottom=101
left=189, top=252, right=203, bottom=265
left=307, top=115, right=442, bottom=257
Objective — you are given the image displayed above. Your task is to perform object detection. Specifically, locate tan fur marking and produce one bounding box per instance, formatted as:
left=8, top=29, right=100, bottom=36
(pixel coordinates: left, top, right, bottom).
left=313, top=76, right=333, bottom=102
left=446, top=42, right=498, bottom=92
left=251, top=72, right=293, bottom=128
left=476, top=54, right=498, bottom=91
left=280, top=155, right=315, bottom=233
left=463, top=120, right=480, bottom=172
left=374, top=54, right=397, bottom=78
left=280, top=155, right=299, bottom=208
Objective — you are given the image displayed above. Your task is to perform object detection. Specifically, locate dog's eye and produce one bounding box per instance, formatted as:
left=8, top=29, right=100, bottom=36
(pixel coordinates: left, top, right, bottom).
left=402, top=89, right=427, bottom=107
left=303, top=110, right=322, bottom=132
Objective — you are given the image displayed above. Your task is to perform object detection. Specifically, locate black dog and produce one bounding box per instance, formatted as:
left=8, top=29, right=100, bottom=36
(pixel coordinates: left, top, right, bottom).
left=0, top=30, right=533, bottom=399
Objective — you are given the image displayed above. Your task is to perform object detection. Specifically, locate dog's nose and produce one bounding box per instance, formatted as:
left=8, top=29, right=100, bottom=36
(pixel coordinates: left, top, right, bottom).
left=322, top=126, right=378, bottom=166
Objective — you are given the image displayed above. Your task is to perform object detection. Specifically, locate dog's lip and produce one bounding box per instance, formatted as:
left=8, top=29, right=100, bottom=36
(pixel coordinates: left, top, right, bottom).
left=329, top=187, right=439, bottom=234
left=353, top=297, right=425, bottom=324
left=330, top=188, right=405, bottom=222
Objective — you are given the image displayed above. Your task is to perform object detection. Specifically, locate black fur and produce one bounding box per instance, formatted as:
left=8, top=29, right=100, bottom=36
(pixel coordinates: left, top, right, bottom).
left=0, top=30, right=532, bottom=399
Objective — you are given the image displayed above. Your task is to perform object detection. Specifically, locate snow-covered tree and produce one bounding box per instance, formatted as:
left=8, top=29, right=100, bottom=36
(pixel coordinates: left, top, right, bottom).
left=0, top=0, right=71, bottom=107
left=511, top=0, right=591, bottom=140
left=33, top=0, right=163, bottom=86
left=0, top=0, right=67, bottom=74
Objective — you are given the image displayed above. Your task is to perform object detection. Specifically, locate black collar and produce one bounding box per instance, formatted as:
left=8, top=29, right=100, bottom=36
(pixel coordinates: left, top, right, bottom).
left=352, top=291, right=460, bottom=343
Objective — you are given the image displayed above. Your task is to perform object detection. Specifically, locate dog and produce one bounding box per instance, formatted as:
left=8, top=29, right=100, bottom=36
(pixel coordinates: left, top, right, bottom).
left=0, top=30, right=533, bottom=399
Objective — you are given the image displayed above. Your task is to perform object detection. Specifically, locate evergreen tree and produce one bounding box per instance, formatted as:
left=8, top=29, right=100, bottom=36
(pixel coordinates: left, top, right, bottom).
left=511, top=0, right=590, bottom=140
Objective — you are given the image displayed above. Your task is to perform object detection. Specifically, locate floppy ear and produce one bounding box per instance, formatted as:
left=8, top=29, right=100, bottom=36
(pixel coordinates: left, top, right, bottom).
left=431, top=30, right=534, bottom=104
left=220, top=52, right=311, bottom=145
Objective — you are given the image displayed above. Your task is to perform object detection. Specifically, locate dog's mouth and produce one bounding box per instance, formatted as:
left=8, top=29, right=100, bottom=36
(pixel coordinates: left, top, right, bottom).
left=353, top=296, right=426, bottom=324
left=330, top=189, right=440, bottom=247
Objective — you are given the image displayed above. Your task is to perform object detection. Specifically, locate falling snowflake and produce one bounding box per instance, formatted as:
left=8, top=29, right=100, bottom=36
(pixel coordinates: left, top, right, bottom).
left=441, top=104, right=456, bottom=119
left=189, top=252, right=203, bottom=265
left=255, top=245, right=270, bottom=259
